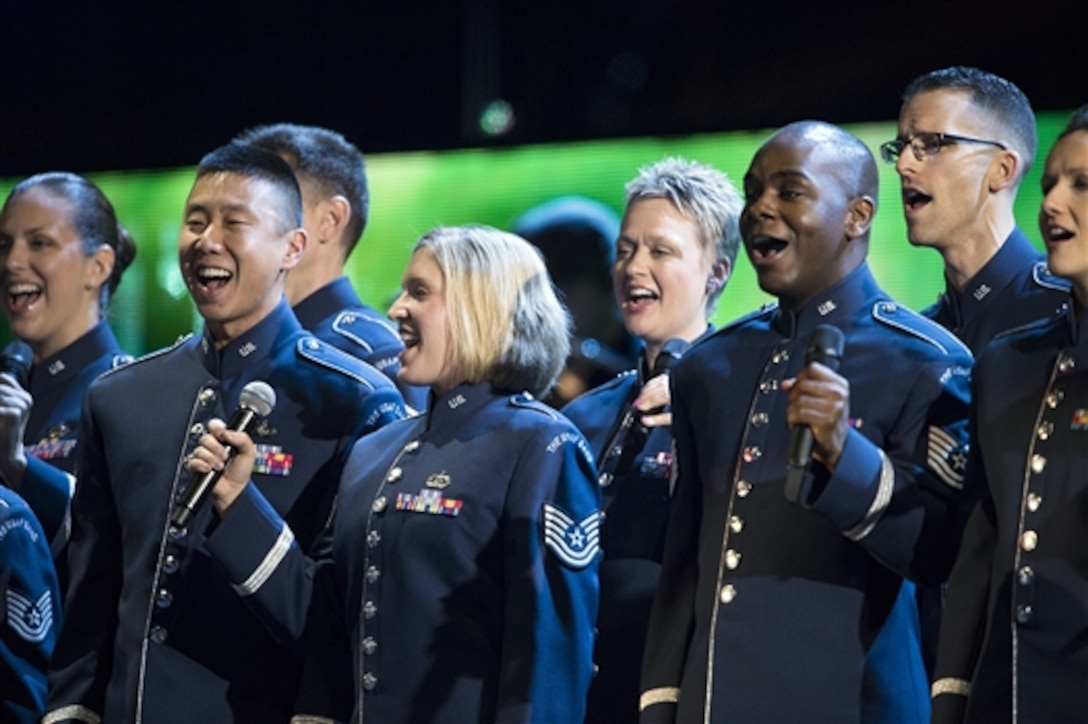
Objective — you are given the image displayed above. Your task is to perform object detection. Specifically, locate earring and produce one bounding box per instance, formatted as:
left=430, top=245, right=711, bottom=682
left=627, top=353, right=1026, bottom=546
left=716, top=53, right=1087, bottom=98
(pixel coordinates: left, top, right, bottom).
left=706, top=278, right=719, bottom=294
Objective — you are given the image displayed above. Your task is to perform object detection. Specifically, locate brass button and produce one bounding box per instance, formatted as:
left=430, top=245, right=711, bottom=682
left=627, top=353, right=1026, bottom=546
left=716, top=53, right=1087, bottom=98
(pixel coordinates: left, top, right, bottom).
left=720, top=584, right=737, bottom=604
left=1021, top=530, right=1038, bottom=552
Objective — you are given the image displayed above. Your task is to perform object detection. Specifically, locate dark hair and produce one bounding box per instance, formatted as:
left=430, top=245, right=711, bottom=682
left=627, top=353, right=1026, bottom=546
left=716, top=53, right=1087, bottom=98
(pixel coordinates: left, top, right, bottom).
left=234, top=123, right=368, bottom=256
left=902, top=66, right=1036, bottom=178
left=3, top=172, right=136, bottom=310
left=1059, top=105, right=1088, bottom=139
left=196, top=143, right=303, bottom=232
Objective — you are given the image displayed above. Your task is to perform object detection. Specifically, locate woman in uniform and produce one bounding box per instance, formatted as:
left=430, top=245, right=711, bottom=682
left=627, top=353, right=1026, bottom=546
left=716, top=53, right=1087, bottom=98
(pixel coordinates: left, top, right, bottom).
left=561, top=157, right=741, bottom=723
left=932, top=107, right=1088, bottom=722
left=195, top=224, right=601, bottom=723
left=0, top=172, right=135, bottom=548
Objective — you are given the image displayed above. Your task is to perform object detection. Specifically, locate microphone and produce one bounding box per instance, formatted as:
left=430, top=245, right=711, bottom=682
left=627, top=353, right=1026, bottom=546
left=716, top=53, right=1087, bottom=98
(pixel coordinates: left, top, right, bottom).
left=171, top=380, right=276, bottom=529
left=0, top=341, right=33, bottom=389
left=784, top=324, right=845, bottom=503
left=639, top=337, right=690, bottom=417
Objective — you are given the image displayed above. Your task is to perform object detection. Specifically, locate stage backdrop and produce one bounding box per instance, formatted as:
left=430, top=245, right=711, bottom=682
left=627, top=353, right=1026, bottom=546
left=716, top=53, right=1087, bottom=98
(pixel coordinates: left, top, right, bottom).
left=0, top=112, right=1071, bottom=356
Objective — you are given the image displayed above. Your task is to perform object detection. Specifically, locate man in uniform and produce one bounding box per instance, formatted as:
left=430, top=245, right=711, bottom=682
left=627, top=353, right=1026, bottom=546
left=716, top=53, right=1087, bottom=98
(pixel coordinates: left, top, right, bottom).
left=44, top=143, right=406, bottom=723
left=638, top=121, right=974, bottom=722
left=235, top=123, right=425, bottom=409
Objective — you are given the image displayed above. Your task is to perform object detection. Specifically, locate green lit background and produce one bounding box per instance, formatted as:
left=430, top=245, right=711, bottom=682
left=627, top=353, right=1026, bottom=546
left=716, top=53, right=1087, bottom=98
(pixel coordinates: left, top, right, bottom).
left=0, top=112, right=1071, bottom=356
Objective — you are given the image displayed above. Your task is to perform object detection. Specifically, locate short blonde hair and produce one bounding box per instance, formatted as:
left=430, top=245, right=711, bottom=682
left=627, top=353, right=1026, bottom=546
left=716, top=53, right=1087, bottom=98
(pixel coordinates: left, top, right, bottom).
left=415, top=225, right=571, bottom=398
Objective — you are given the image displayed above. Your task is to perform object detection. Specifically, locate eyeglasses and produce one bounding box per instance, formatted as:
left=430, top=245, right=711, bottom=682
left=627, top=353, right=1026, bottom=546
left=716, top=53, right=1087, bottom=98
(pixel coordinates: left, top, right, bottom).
left=879, top=132, right=1007, bottom=163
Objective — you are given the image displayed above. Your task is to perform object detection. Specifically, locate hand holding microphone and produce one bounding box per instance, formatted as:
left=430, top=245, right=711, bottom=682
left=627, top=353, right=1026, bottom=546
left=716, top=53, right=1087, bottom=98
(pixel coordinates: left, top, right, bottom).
left=784, top=325, right=846, bottom=503
left=172, top=381, right=276, bottom=528
left=0, top=342, right=34, bottom=486
left=635, top=337, right=690, bottom=428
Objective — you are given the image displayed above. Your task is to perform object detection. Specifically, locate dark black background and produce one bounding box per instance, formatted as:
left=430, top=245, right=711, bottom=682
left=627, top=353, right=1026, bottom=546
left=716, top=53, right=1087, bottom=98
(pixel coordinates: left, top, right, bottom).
left=2, top=0, right=1085, bottom=176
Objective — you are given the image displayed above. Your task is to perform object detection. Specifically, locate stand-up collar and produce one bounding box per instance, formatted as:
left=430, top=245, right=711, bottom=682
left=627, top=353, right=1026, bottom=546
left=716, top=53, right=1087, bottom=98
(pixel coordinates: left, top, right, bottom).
left=29, top=320, right=123, bottom=394
left=771, top=263, right=882, bottom=340
left=292, top=277, right=360, bottom=330
left=942, top=228, right=1037, bottom=324
left=198, top=299, right=302, bottom=381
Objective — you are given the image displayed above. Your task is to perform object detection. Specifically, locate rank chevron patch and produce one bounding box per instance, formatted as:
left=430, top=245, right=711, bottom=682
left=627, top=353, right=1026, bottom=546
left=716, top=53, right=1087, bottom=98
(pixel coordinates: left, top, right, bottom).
left=6, top=588, right=54, bottom=643
left=542, top=504, right=601, bottom=569
left=928, top=425, right=967, bottom=490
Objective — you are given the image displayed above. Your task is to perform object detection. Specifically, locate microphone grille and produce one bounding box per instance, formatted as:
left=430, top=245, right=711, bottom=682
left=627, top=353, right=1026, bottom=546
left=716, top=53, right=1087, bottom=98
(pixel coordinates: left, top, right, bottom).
left=239, top=380, right=276, bottom=417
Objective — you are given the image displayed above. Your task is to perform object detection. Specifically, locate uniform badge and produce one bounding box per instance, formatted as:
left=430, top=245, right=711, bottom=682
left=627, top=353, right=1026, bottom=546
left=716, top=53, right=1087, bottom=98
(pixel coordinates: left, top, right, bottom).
left=395, top=489, right=463, bottom=516
left=6, top=588, right=54, bottom=643
left=425, top=471, right=451, bottom=489
left=928, top=425, right=967, bottom=489
left=26, top=438, right=77, bottom=461
left=542, top=504, right=601, bottom=570
left=639, top=451, right=673, bottom=480
left=252, top=444, right=293, bottom=476
left=1072, top=409, right=1088, bottom=431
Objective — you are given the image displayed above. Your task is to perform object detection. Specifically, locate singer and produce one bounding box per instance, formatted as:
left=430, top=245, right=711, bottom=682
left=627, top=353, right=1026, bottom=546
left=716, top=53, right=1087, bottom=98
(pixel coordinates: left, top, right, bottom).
left=196, top=225, right=600, bottom=723
left=639, top=122, right=974, bottom=723
left=44, top=144, right=407, bottom=724
left=561, top=157, right=742, bottom=724
left=0, top=173, right=135, bottom=553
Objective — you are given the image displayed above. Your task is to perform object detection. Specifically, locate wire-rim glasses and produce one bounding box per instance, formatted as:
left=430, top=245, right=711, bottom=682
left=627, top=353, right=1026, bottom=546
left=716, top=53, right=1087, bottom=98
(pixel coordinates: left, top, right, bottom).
left=879, top=132, right=1007, bottom=163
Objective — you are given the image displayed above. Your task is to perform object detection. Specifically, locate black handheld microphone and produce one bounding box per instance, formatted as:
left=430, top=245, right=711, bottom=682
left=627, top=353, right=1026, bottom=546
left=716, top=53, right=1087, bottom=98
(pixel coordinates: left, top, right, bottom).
left=0, top=341, right=33, bottom=389
left=640, top=337, right=690, bottom=417
left=784, top=324, right=845, bottom=503
left=171, top=380, right=276, bottom=529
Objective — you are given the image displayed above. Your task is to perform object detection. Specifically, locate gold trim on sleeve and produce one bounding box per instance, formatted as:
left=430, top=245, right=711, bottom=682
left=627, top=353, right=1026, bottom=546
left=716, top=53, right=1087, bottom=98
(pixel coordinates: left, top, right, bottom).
left=931, top=677, right=970, bottom=698
left=640, top=686, right=681, bottom=711
left=42, top=705, right=102, bottom=724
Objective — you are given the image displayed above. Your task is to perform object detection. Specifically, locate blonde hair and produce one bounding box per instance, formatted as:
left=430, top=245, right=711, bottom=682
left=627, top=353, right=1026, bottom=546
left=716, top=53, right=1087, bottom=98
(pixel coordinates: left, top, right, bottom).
left=415, top=225, right=571, bottom=398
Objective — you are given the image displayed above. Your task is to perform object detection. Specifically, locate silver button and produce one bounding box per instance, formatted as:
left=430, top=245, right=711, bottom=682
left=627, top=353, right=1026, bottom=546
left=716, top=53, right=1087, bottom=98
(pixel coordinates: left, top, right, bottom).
left=306, top=339, right=320, bottom=350
left=155, top=589, right=173, bottom=609
left=1026, top=493, right=1042, bottom=513
left=149, top=626, right=167, bottom=644
left=736, top=480, right=752, bottom=498
left=189, top=422, right=205, bottom=436
left=1046, top=389, right=1065, bottom=409
left=372, top=496, right=388, bottom=513
left=719, top=584, right=736, bottom=604
left=598, top=472, right=613, bottom=488
left=725, top=550, right=741, bottom=570
left=1017, top=566, right=1035, bottom=586
left=404, top=440, right=421, bottom=453
left=1031, top=454, right=1047, bottom=474
left=162, top=554, right=180, bottom=575
left=365, top=566, right=380, bottom=584
left=759, top=379, right=778, bottom=394
left=1058, top=354, right=1076, bottom=373
left=771, top=350, right=790, bottom=364
left=386, top=467, right=403, bottom=483
left=367, top=530, right=381, bottom=548
left=1037, top=421, right=1054, bottom=441
left=363, top=601, right=378, bottom=619
left=1021, top=530, right=1038, bottom=551
left=750, top=412, right=769, bottom=427
left=1015, top=604, right=1033, bottom=624
left=742, top=446, right=762, bottom=463
left=362, top=637, right=378, bottom=655
left=198, top=387, right=215, bottom=404
left=362, top=673, right=378, bottom=691
left=729, top=515, right=744, bottom=533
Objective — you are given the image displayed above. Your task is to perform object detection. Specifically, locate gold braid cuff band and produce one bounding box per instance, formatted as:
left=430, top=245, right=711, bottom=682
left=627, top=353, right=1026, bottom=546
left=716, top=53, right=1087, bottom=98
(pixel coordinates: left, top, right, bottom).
left=931, top=677, right=971, bottom=698
left=640, top=687, right=681, bottom=711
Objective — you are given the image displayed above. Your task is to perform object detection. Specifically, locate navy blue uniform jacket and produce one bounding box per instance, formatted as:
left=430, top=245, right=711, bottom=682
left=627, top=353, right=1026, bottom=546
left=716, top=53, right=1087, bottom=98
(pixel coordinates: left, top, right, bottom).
left=44, top=301, right=406, bottom=723
left=933, top=304, right=1088, bottom=722
left=640, top=265, right=974, bottom=723
left=923, top=228, right=1069, bottom=354
left=1, top=487, right=60, bottom=723
left=206, top=382, right=601, bottom=723
left=17, top=321, right=129, bottom=551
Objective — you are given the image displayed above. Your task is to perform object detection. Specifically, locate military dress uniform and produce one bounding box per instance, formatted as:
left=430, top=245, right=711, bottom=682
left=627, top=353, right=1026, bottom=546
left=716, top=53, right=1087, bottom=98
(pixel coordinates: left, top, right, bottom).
left=293, top=276, right=426, bottom=410
left=0, top=487, right=60, bottom=724
left=563, top=339, right=702, bottom=724
left=924, top=228, right=1070, bottom=354
left=15, top=321, right=129, bottom=550
left=639, top=264, right=974, bottom=723
left=932, top=304, right=1088, bottom=723
left=205, top=381, right=602, bottom=723
left=44, top=301, right=406, bottom=724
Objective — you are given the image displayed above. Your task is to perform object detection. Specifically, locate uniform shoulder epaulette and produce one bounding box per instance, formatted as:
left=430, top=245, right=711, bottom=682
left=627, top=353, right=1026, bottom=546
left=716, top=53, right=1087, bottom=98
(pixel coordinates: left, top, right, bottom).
left=706, top=302, right=778, bottom=342
left=1032, top=260, right=1072, bottom=292
left=331, top=310, right=399, bottom=354
left=296, top=336, right=378, bottom=388
left=509, top=392, right=561, bottom=420
left=97, top=334, right=193, bottom=380
left=871, top=300, right=971, bottom=357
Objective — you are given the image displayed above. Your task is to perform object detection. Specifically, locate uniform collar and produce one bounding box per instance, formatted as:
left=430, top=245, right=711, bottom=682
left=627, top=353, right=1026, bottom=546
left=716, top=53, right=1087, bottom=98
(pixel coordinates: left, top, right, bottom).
left=292, top=277, right=362, bottom=330
left=942, top=227, right=1038, bottom=323
left=772, top=263, right=881, bottom=340
left=29, top=320, right=122, bottom=393
left=427, top=381, right=505, bottom=430
left=199, top=299, right=302, bottom=380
